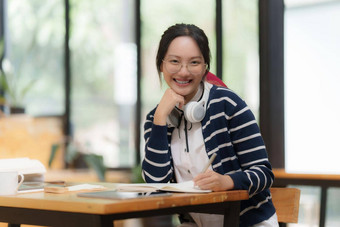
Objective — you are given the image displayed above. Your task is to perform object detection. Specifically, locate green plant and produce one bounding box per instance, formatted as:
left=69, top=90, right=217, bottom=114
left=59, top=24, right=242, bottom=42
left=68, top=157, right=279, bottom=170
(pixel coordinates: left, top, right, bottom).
left=49, top=138, right=107, bottom=181
left=0, top=59, right=37, bottom=109
left=0, top=39, right=37, bottom=110
left=131, top=164, right=145, bottom=183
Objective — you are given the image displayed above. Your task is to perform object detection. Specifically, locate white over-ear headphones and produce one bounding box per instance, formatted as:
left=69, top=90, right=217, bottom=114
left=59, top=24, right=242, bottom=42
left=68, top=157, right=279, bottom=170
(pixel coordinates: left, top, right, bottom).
left=166, top=81, right=211, bottom=127
left=184, top=81, right=211, bottom=123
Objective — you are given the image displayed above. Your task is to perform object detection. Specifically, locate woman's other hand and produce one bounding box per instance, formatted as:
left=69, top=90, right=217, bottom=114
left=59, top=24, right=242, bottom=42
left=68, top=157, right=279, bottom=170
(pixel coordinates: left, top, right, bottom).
left=154, top=88, right=185, bottom=126
left=193, top=170, right=235, bottom=192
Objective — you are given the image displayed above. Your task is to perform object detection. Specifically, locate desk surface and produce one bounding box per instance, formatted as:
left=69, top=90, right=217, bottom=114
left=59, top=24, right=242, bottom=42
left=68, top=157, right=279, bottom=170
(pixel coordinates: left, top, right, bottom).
left=0, top=183, right=248, bottom=215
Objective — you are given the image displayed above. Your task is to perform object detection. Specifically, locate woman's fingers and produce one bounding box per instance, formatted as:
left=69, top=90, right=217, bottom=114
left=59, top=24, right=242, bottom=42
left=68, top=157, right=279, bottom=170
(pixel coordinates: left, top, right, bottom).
left=194, top=171, right=234, bottom=191
left=154, top=88, right=185, bottom=125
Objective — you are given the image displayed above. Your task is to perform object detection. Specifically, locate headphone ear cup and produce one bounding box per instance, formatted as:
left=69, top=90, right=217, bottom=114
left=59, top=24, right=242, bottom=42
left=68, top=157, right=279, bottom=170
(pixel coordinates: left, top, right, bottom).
left=167, top=107, right=182, bottom=127
left=184, top=101, right=205, bottom=123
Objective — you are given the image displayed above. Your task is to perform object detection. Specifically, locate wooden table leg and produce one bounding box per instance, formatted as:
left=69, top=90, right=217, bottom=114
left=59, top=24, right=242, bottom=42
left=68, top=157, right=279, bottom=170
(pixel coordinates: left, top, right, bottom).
left=100, top=215, right=114, bottom=227
left=223, top=201, right=240, bottom=227
left=0, top=206, right=112, bottom=227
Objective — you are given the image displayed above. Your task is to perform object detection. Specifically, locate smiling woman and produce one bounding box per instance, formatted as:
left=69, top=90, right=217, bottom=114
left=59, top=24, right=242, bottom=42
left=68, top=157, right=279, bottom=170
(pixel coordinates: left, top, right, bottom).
left=142, top=23, right=278, bottom=227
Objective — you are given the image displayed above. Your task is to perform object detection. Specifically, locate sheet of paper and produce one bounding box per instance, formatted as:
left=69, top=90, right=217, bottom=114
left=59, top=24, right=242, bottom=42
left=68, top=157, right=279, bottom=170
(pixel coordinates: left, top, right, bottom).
left=116, top=181, right=211, bottom=193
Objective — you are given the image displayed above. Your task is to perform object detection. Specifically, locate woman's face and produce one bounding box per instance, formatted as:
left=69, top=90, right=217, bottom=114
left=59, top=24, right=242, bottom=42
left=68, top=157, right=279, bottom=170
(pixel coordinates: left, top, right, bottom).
left=161, top=36, right=206, bottom=104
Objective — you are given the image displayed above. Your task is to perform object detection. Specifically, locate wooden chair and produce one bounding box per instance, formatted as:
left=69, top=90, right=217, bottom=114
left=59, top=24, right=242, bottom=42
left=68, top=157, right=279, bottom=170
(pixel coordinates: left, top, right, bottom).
left=270, top=187, right=301, bottom=223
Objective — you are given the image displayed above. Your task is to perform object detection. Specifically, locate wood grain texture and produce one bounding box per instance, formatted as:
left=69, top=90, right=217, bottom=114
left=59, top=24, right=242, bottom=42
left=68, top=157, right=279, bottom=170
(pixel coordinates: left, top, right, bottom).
left=0, top=116, right=64, bottom=169
left=0, top=183, right=248, bottom=215
left=273, top=168, right=340, bottom=181
left=271, top=187, right=301, bottom=223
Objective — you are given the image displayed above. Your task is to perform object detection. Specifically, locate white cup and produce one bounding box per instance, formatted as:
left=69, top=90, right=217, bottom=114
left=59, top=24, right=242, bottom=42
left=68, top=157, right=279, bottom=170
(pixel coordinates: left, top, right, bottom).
left=0, top=171, right=25, bottom=196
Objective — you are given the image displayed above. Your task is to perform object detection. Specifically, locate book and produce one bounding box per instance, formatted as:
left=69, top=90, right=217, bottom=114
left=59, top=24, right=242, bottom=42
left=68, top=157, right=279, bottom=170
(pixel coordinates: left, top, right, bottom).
left=115, top=181, right=211, bottom=193
left=0, top=158, right=46, bottom=182
left=44, top=183, right=107, bottom=194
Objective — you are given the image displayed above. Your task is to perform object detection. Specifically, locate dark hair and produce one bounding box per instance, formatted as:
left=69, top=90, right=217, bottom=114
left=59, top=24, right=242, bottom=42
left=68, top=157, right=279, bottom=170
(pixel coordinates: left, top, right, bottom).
left=156, top=23, right=211, bottom=78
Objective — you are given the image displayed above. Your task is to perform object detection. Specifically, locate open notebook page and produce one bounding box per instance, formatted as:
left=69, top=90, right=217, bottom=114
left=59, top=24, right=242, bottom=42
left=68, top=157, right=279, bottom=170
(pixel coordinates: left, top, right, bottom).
left=116, top=180, right=211, bottom=193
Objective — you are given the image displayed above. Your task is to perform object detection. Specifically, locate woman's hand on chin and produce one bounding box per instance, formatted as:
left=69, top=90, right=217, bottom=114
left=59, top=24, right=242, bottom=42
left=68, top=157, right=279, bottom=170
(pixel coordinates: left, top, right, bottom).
left=154, top=88, right=184, bottom=126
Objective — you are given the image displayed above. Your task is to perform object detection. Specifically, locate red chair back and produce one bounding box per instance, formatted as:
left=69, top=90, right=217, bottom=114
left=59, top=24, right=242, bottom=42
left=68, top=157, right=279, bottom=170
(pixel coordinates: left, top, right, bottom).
left=206, top=72, right=227, bottom=88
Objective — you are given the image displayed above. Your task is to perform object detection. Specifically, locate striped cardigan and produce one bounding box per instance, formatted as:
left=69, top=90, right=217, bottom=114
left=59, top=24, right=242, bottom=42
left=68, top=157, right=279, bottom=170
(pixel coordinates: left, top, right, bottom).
left=142, top=84, right=276, bottom=226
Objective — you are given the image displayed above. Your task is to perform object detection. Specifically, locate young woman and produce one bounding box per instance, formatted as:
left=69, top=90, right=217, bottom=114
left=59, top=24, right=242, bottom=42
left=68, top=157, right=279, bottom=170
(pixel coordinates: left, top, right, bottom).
left=142, top=23, right=278, bottom=227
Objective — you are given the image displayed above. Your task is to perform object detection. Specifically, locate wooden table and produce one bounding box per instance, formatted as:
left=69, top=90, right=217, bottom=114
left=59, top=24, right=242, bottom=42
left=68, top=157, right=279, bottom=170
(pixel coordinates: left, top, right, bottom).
left=0, top=183, right=248, bottom=227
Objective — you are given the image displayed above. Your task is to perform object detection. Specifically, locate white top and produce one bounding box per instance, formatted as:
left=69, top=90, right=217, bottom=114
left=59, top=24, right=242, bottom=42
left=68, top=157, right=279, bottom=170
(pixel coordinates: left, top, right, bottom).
left=170, top=82, right=211, bottom=182
left=170, top=81, right=224, bottom=226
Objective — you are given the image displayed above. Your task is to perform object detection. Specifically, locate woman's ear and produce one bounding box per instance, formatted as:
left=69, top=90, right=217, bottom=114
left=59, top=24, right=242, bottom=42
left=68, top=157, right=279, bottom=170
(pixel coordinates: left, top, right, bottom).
left=160, top=62, right=164, bottom=73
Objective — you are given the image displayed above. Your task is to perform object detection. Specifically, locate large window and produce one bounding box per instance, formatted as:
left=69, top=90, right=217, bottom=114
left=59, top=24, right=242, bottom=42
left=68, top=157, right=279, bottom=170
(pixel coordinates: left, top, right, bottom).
left=223, top=0, right=259, bottom=118
left=285, top=0, right=340, bottom=174
left=1, top=0, right=262, bottom=169
left=5, top=0, right=64, bottom=115
left=70, top=0, right=136, bottom=168
left=284, top=1, right=340, bottom=226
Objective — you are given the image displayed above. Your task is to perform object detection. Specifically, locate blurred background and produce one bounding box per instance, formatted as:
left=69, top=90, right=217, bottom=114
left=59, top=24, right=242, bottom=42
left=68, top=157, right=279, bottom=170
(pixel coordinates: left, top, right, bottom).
left=0, top=0, right=339, bottom=226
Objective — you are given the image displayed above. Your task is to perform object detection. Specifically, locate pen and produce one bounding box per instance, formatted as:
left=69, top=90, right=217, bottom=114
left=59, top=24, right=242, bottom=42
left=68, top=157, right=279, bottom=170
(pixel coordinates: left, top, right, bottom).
left=201, top=153, right=217, bottom=173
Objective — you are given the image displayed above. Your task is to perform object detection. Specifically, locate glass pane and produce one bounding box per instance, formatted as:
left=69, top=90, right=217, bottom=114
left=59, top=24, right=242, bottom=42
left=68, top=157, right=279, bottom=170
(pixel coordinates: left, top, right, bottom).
left=223, top=0, right=259, bottom=118
left=326, top=187, right=340, bottom=226
left=284, top=0, right=340, bottom=173
left=288, top=185, right=321, bottom=227
left=70, top=0, right=136, bottom=168
left=6, top=0, right=64, bottom=115
left=141, top=0, right=215, bottom=156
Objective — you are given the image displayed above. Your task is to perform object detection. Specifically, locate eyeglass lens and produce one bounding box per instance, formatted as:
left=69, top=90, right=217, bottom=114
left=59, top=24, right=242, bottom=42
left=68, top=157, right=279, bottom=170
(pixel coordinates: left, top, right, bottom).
left=164, top=60, right=205, bottom=75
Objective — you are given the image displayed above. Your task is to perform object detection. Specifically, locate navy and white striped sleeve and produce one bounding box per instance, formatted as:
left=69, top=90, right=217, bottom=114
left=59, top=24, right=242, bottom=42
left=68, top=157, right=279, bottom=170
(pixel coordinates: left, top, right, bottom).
left=225, top=91, right=274, bottom=196
left=141, top=110, right=173, bottom=183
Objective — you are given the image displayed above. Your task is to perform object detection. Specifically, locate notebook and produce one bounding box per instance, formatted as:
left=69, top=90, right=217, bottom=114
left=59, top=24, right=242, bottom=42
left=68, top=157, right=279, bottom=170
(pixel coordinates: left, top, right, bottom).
left=77, top=191, right=173, bottom=200
left=115, top=180, right=211, bottom=193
